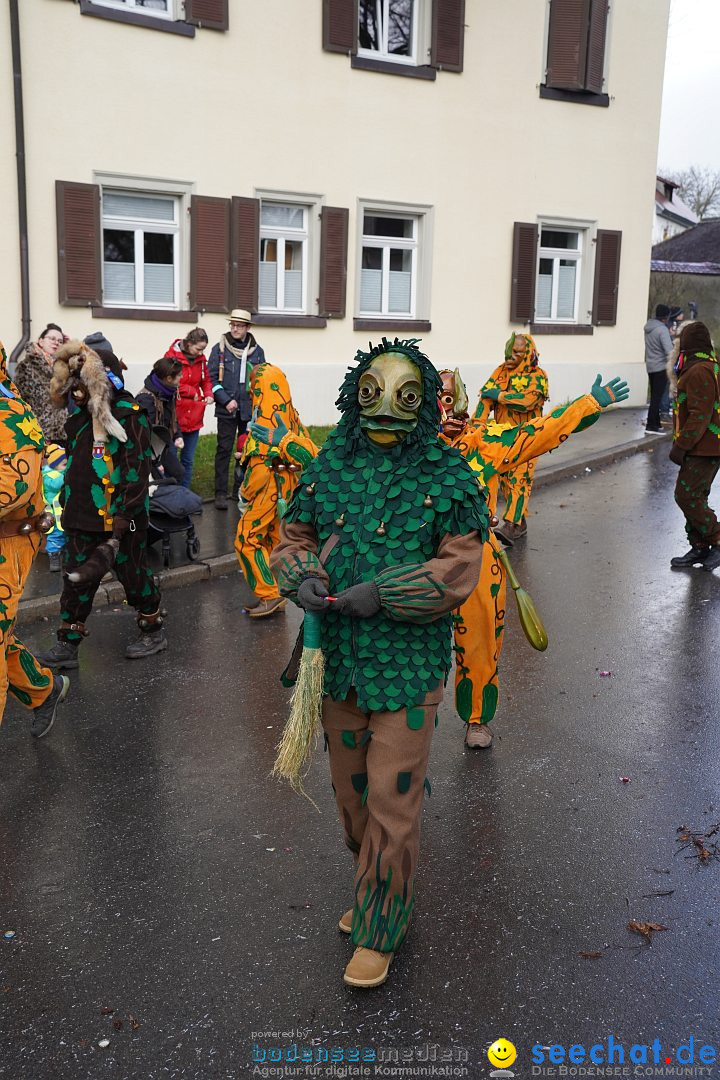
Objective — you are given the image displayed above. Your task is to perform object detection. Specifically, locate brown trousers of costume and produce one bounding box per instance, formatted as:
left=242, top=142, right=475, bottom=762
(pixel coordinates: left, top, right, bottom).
left=322, top=684, right=442, bottom=954
left=674, top=454, right=720, bottom=547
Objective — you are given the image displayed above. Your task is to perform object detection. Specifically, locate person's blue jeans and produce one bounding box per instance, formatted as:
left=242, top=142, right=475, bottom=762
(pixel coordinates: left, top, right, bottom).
left=178, top=429, right=200, bottom=488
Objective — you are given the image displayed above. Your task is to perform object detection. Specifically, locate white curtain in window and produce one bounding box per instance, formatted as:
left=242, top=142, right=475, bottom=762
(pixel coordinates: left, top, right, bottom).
left=284, top=270, right=302, bottom=309
left=360, top=269, right=382, bottom=312
left=388, top=271, right=411, bottom=312
left=259, top=263, right=277, bottom=308
left=536, top=273, right=552, bottom=320
left=557, top=263, right=576, bottom=319
left=261, top=205, right=304, bottom=229
left=144, top=265, right=174, bottom=304
left=104, top=262, right=135, bottom=303
left=103, top=193, right=174, bottom=221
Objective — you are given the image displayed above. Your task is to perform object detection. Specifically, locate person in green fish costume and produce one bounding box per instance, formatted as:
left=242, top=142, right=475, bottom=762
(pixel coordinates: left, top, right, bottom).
left=271, top=338, right=489, bottom=988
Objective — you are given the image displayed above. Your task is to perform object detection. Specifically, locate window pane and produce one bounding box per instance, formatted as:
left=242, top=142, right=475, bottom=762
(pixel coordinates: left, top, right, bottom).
left=137, top=0, right=169, bottom=8
left=104, top=262, right=135, bottom=303
left=359, top=0, right=380, bottom=49
left=388, top=0, right=413, bottom=56
left=363, top=214, right=413, bottom=239
left=144, top=232, right=173, bottom=265
left=388, top=247, right=412, bottom=312
left=261, top=238, right=277, bottom=263
left=104, top=192, right=175, bottom=222
left=104, top=229, right=134, bottom=262
left=540, top=229, right=578, bottom=250
left=362, top=247, right=382, bottom=270
left=557, top=260, right=577, bottom=318
left=259, top=263, right=277, bottom=308
left=144, top=265, right=174, bottom=304
left=261, top=204, right=304, bottom=229
left=536, top=258, right=553, bottom=320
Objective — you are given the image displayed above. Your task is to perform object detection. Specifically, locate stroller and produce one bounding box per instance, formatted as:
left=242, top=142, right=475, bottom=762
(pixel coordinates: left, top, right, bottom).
left=147, top=426, right=203, bottom=568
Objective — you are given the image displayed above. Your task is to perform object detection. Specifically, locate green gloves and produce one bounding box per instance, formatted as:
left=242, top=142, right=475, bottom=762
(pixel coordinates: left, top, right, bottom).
left=482, top=386, right=501, bottom=401
left=249, top=414, right=289, bottom=447
left=590, top=375, right=630, bottom=408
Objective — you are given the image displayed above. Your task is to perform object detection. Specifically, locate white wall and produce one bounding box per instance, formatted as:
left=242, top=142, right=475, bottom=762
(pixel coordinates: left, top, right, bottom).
left=0, top=0, right=671, bottom=424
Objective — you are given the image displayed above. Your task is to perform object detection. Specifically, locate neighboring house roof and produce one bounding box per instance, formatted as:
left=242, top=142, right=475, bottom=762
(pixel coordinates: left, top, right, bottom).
left=651, top=260, right=720, bottom=276
left=652, top=219, right=720, bottom=262
left=655, top=189, right=698, bottom=230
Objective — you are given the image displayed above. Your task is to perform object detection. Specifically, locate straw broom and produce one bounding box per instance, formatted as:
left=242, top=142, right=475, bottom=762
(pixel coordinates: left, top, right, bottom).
left=496, top=546, right=549, bottom=652
left=272, top=611, right=325, bottom=807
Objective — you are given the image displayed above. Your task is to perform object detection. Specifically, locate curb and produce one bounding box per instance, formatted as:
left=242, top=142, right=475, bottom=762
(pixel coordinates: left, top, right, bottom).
left=16, top=432, right=669, bottom=627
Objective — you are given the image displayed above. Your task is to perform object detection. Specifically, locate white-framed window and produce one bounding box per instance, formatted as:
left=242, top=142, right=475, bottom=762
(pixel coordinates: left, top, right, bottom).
left=535, top=226, right=584, bottom=323
left=259, top=202, right=309, bottom=314
left=358, top=0, right=421, bottom=65
left=91, top=0, right=178, bottom=20
left=357, top=203, right=433, bottom=320
left=102, top=190, right=180, bottom=308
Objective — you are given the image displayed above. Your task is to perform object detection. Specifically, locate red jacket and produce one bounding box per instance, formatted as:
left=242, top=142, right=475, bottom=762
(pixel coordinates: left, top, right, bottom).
left=164, top=340, right=212, bottom=433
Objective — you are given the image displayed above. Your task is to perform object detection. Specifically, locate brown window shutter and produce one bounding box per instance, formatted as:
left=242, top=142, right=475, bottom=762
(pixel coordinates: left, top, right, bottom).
left=185, top=0, right=228, bottom=30
left=230, top=197, right=259, bottom=312
left=592, top=229, right=622, bottom=326
left=322, top=0, right=357, bottom=54
left=545, top=0, right=591, bottom=92
left=190, top=195, right=230, bottom=312
left=585, top=0, right=609, bottom=94
left=431, top=0, right=465, bottom=72
left=510, top=222, right=538, bottom=323
left=55, top=180, right=101, bottom=306
left=319, top=206, right=349, bottom=319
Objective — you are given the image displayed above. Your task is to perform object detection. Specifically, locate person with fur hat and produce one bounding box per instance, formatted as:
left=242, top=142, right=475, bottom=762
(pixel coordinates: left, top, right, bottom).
left=669, top=322, right=720, bottom=571
left=208, top=310, right=265, bottom=510
left=474, top=332, right=549, bottom=542
left=236, top=362, right=318, bottom=618
left=0, top=340, right=69, bottom=737
left=38, top=340, right=168, bottom=667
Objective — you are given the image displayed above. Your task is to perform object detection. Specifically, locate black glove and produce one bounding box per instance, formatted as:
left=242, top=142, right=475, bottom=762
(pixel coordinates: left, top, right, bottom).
left=669, top=444, right=686, bottom=466
left=66, top=539, right=119, bottom=585
left=296, top=576, right=330, bottom=612
left=331, top=581, right=381, bottom=618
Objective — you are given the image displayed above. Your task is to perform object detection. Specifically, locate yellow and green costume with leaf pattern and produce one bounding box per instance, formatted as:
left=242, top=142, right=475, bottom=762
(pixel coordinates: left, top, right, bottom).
left=451, top=393, right=601, bottom=728
left=234, top=363, right=318, bottom=601
left=0, top=342, right=54, bottom=720
left=475, top=333, right=549, bottom=523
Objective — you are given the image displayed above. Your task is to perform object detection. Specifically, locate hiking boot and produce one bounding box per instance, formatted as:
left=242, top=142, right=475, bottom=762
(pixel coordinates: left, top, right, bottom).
left=670, top=546, right=709, bottom=569
left=48, top=552, right=62, bottom=573
left=38, top=638, right=80, bottom=670
left=247, top=597, right=287, bottom=619
left=701, top=546, right=720, bottom=572
left=339, top=908, right=353, bottom=935
left=496, top=519, right=527, bottom=542
left=465, top=724, right=493, bottom=749
left=30, top=675, right=70, bottom=738
left=343, top=947, right=394, bottom=988
left=125, top=628, right=168, bottom=659
left=214, top=495, right=228, bottom=510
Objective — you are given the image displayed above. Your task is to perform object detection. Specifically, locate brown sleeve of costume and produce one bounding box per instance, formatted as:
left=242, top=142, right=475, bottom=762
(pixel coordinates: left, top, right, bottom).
left=375, top=530, right=485, bottom=623
left=270, top=519, right=331, bottom=599
left=676, top=366, right=718, bottom=452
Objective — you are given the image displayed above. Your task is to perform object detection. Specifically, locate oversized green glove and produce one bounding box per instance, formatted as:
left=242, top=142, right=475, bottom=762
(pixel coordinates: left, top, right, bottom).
left=482, top=386, right=501, bottom=401
left=249, top=413, right=289, bottom=447
left=590, top=374, right=630, bottom=408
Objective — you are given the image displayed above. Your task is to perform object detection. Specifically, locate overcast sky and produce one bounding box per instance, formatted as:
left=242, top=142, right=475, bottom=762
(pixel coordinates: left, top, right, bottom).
left=658, top=0, right=720, bottom=173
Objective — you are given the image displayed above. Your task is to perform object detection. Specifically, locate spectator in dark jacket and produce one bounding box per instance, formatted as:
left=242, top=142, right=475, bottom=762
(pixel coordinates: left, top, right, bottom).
left=38, top=340, right=167, bottom=668
left=135, top=357, right=184, bottom=483
left=208, top=309, right=265, bottom=509
left=644, top=304, right=673, bottom=434
left=164, top=328, right=212, bottom=488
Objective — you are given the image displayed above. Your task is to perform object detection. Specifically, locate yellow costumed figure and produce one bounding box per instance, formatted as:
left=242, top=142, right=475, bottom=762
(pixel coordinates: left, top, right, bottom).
left=0, top=342, right=69, bottom=735
left=475, top=332, right=549, bottom=541
left=444, top=369, right=629, bottom=748
left=234, top=363, right=318, bottom=618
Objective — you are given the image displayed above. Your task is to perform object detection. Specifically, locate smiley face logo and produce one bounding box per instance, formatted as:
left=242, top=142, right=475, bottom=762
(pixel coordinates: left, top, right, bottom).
left=488, top=1039, right=517, bottom=1069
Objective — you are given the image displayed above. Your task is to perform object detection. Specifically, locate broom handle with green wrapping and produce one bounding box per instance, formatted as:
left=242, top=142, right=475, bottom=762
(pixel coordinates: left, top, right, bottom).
left=303, top=610, right=323, bottom=647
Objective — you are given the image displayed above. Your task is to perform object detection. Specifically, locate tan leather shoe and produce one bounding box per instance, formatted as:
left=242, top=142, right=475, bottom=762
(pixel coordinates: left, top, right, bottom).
left=247, top=596, right=287, bottom=618
left=343, top=947, right=394, bottom=988
left=465, top=723, right=493, bottom=749
left=339, top=908, right=353, bottom=934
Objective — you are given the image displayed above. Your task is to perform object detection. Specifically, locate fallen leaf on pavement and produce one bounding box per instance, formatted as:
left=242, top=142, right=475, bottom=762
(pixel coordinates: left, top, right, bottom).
left=627, top=920, right=668, bottom=941
left=578, top=951, right=603, bottom=959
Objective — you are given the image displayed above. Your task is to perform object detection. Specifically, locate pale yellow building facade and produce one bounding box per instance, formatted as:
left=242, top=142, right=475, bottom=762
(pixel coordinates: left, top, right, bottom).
left=0, top=0, right=671, bottom=423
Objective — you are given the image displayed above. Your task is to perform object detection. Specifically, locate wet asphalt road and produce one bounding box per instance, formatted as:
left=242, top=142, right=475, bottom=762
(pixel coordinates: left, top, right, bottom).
left=2, top=444, right=720, bottom=1079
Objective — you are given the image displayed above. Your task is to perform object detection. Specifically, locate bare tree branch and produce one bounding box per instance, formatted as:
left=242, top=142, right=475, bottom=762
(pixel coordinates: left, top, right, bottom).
left=663, top=166, right=720, bottom=220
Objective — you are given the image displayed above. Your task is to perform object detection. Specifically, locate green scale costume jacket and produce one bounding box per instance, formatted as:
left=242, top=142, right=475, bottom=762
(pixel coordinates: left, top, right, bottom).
left=273, top=344, right=490, bottom=713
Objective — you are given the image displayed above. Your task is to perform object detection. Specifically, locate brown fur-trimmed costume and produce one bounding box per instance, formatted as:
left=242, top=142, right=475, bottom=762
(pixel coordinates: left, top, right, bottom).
left=50, top=341, right=127, bottom=446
